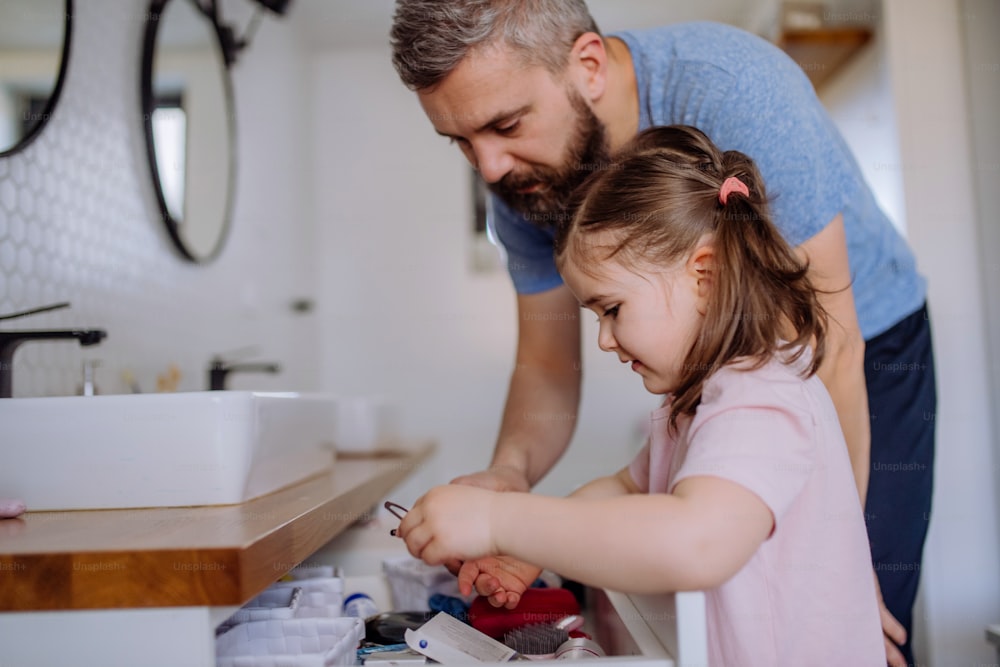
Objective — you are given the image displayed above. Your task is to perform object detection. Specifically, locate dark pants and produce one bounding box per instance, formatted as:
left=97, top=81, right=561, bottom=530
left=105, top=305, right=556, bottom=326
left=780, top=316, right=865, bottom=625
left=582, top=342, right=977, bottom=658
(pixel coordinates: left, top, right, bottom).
left=863, top=304, right=937, bottom=666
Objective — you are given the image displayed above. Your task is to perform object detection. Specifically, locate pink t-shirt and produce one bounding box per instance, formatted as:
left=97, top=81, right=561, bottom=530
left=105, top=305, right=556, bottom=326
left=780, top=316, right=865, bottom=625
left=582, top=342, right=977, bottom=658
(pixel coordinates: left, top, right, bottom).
left=629, top=348, right=885, bottom=666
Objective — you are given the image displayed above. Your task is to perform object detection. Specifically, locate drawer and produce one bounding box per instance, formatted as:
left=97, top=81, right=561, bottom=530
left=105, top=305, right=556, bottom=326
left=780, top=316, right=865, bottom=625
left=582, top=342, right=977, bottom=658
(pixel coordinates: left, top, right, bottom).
left=0, top=521, right=708, bottom=667
left=311, top=520, right=709, bottom=666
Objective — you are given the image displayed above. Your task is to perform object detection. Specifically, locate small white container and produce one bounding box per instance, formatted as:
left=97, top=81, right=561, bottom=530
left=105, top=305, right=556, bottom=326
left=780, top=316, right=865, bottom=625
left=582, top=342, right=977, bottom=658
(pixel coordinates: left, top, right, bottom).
left=270, top=576, right=345, bottom=619
left=342, top=592, right=379, bottom=619
left=381, top=556, right=466, bottom=612
left=223, top=586, right=303, bottom=627
left=284, top=565, right=337, bottom=581
left=331, top=397, right=399, bottom=453
left=215, top=617, right=365, bottom=667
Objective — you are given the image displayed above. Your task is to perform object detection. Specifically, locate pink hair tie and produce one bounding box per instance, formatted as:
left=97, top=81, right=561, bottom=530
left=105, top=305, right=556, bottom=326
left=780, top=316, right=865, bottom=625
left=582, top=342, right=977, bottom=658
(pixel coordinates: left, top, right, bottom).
left=719, top=177, right=750, bottom=205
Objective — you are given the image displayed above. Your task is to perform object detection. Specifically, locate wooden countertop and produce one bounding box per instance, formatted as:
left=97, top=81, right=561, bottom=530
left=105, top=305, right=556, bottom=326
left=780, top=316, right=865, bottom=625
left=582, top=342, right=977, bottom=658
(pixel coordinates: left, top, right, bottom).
left=0, top=443, right=434, bottom=612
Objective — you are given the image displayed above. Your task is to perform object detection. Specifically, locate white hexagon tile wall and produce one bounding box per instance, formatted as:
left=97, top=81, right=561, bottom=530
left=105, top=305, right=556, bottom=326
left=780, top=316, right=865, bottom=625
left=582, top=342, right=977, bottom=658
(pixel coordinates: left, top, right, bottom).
left=0, top=0, right=317, bottom=397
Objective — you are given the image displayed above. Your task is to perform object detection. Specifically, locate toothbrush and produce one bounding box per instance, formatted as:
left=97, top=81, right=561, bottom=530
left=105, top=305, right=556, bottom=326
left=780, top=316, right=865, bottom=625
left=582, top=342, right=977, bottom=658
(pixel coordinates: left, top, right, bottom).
left=121, top=369, right=142, bottom=393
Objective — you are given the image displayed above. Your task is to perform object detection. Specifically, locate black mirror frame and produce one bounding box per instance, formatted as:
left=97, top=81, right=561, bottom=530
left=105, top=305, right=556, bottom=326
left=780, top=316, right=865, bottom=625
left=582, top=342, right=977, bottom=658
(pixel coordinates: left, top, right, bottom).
left=0, top=0, right=74, bottom=159
left=140, top=0, right=237, bottom=264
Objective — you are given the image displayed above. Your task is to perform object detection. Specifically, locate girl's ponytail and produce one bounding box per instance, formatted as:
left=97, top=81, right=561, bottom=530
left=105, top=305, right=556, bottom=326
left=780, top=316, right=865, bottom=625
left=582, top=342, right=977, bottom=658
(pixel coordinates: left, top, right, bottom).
left=674, top=147, right=827, bottom=423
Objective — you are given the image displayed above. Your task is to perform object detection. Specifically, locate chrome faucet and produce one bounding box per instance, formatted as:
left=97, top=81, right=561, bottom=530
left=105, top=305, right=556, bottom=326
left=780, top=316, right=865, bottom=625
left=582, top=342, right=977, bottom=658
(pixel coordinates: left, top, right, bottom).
left=0, top=303, right=107, bottom=398
left=207, top=356, right=281, bottom=391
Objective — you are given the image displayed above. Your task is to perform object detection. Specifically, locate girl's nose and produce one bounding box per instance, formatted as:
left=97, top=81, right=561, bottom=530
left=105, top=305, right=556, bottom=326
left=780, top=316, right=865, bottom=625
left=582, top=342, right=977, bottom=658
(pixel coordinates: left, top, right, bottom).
left=597, top=321, right=617, bottom=353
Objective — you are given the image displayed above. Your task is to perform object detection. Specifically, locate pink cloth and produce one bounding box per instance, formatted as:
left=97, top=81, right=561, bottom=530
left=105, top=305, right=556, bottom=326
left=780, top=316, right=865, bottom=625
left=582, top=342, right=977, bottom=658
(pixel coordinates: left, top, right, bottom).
left=0, top=498, right=26, bottom=519
left=629, top=348, right=884, bottom=666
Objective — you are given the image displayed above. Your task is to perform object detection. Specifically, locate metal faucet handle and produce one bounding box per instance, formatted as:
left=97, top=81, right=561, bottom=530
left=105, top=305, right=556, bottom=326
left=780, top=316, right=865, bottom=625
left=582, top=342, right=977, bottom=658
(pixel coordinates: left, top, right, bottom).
left=211, top=345, right=263, bottom=365
left=207, top=354, right=281, bottom=391
left=0, top=324, right=107, bottom=399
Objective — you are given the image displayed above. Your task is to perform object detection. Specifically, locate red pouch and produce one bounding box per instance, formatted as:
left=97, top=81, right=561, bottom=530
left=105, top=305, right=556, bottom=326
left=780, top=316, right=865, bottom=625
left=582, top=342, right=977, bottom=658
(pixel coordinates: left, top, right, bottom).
left=468, top=588, right=581, bottom=639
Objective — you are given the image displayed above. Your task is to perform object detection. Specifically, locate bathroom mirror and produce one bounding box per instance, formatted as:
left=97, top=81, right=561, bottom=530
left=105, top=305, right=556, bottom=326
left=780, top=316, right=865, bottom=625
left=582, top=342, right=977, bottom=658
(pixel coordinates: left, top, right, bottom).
left=142, top=0, right=235, bottom=263
left=0, top=0, right=72, bottom=157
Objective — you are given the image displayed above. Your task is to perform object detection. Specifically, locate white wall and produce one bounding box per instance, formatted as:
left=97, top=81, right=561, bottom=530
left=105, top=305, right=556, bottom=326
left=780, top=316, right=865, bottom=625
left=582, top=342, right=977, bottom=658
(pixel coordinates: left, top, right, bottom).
left=820, top=29, right=907, bottom=233
left=883, top=0, right=1000, bottom=663
left=961, top=0, right=1000, bottom=594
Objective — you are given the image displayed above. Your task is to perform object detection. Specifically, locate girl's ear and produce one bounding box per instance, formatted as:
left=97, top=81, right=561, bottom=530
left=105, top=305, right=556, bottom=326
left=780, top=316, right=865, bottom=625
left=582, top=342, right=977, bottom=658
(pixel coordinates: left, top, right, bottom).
left=687, top=241, right=715, bottom=315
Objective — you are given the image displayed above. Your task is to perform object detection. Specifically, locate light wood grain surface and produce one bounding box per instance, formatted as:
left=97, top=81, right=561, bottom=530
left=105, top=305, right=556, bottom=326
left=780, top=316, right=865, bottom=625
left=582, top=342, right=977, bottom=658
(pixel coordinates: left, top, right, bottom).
left=0, top=443, right=434, bottom=611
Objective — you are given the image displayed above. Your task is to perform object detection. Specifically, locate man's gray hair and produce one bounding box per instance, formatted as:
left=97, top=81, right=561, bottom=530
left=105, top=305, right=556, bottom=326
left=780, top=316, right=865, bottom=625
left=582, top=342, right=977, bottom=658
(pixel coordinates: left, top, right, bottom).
left=390, top=0, right=601, bottom=91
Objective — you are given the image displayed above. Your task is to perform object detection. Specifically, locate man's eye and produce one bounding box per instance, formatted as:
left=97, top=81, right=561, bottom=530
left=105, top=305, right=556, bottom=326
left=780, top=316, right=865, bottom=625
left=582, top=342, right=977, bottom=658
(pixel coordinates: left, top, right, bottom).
left=496, top=121, right=520, bottom=135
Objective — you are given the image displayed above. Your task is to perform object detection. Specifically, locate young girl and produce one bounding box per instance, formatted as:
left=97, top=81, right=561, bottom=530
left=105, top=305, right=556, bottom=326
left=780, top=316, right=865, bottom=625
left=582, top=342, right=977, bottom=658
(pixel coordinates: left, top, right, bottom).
left=396, top=125, right=885, bottom=665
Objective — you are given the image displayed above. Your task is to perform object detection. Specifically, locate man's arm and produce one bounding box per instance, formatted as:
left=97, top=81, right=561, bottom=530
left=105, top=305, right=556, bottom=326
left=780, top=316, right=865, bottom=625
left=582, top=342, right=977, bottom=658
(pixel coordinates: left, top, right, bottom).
left=454, top=285, right=581, bottom=491
left=454, top=285, right=582, bottom=491
left=797, top=213, right=870, bottom=505
left=493, top=285, right=583, bottom=487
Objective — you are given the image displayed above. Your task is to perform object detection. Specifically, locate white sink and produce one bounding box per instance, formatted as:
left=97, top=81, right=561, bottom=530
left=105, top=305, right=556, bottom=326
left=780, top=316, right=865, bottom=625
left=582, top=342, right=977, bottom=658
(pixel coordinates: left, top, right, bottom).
left=0, top=391, right=338, bottom=510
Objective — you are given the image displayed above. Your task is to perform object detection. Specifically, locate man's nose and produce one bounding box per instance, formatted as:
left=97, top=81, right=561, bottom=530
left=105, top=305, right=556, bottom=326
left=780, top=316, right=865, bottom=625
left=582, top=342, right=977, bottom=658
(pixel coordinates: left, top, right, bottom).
left=473, top=140, right=515, bottom=184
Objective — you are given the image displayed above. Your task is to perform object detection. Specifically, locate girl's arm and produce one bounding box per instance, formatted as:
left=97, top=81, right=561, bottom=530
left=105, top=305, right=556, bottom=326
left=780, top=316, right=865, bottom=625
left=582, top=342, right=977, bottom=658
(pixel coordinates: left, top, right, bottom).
left=495, top=476, right=773, bottom=592
left=569, top=466, right=641, bottom=499
left=455, top=467, right=640, bottom=607
left=400, top=475, right=773, bottom=594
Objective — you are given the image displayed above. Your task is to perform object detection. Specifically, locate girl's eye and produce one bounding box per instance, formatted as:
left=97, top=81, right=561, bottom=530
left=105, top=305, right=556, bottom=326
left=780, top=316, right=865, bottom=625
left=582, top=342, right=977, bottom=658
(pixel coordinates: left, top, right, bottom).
left=603, top=305, right=620, bottom=319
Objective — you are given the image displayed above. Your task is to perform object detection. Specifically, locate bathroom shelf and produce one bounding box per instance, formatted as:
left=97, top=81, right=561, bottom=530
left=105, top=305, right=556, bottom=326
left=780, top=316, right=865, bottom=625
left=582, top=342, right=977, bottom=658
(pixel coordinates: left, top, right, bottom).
left=778, top=26, right=873, bottom=89
left=0, top=443, right=434, bottom=611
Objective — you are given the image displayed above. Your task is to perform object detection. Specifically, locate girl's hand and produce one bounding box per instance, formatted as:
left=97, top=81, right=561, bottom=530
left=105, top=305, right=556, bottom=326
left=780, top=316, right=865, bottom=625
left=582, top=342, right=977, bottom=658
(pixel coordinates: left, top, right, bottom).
left=458, top=557, right=542, bottom=609
left=397, top=485, right=499, bottom=565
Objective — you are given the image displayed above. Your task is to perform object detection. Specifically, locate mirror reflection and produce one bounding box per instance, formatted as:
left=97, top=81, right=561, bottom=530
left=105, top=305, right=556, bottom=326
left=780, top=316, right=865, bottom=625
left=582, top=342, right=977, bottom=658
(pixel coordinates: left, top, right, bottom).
left=0, top=0, right=72, bottom=157
left=142, top=0, right=235, bottom=263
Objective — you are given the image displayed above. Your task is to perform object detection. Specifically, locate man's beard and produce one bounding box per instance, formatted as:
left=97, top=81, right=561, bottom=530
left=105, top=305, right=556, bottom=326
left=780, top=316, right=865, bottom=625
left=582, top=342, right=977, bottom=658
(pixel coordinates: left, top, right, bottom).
left=487, top=90, right=611, bottom=228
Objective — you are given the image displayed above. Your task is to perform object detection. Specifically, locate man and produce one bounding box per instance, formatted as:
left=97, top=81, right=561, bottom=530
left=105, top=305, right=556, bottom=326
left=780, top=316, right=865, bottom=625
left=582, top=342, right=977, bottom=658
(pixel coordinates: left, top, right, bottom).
left=390, top=2, right=935, bottom=665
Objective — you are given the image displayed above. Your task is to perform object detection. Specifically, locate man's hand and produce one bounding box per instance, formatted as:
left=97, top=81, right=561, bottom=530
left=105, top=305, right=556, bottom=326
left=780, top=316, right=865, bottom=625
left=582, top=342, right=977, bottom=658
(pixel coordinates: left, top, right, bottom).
left=450, top=465, right=531, bottom=493
left=458, top=556, right=542, bottom=609
left=874, top=571, right=907, bottom=667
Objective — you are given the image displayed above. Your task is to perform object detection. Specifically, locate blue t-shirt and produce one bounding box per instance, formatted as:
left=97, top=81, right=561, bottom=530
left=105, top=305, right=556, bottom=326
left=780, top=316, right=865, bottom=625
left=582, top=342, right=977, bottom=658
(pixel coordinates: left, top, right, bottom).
left=491, top=21, right=925, bottom=340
